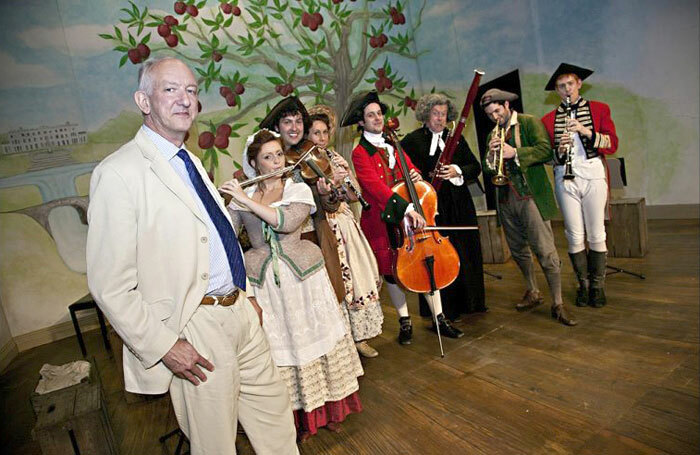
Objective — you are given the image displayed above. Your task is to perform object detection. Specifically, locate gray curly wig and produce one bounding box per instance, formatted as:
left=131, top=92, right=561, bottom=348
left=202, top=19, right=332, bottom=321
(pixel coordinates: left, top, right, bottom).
left=415, top=93, right=458, bottom=124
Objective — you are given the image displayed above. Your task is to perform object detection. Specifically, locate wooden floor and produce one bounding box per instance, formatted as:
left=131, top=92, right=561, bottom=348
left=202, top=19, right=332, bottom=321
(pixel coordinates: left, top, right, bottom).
left=2, top=219, right=698, bottom=454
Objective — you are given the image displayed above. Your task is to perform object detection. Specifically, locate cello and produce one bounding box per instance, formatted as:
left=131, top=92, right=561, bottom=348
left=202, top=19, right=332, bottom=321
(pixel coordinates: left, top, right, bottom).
left=384, top=126, right=463, bottom=295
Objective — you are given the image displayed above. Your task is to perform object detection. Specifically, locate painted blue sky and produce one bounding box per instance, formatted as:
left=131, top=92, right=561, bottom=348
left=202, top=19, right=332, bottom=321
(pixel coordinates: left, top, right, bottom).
left=0, top=0, right=697, bottom=132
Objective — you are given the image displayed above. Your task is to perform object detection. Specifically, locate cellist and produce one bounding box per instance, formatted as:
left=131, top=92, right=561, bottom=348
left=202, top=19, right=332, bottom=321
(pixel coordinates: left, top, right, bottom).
left=343, top=91, right=464, bottom=345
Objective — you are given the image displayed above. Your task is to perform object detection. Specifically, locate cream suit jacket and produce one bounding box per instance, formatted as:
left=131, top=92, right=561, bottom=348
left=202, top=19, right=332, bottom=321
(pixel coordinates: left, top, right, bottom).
left=87, top=128, right=240, bottom=394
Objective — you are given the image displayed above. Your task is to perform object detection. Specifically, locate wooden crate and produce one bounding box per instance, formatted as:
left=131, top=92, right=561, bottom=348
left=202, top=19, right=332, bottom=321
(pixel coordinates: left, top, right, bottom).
left=606, top=197, right=648, bottom=258
left=32, top=363, right=119, bottom=454
left=477, top=210, right=511, bottom=263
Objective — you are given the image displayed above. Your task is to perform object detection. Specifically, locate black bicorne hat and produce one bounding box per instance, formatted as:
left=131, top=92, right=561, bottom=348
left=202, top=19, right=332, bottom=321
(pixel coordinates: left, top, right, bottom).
left=340, top=91, right=388, bottom=127
left=258, top=96, right=310, bottom=131
left=544, top=63, right=594, bottom=91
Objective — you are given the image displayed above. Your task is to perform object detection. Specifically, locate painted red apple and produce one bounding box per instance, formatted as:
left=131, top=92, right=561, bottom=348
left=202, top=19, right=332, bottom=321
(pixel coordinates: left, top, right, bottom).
left=137, top=43, right=150, bottom=59
left=186, top=4, right=199, bottom=16
left=217, top=123, right=232, bottom=137
left=232, top=6, right=241, bottom=16
left=198, top=131, right=215, bottom=149
left=174, top=1, right=186, bottom=14
left=226, top=93, right=237, bottom=107
left=163, top=15, right=179, bottom=26
left=214, top=135, right=229, bottom=149
left=220, top=86, right=232, bottom=97
left=234, top=83, right=245, bottom=95
left=157, top=24, right=171, bottom=37
left=212, top=51, right=223, bottom=62
left=127, top=48, right=142, bottom=64
left=165, top=34, right=179, bottom=47
left=220, top=2, right=232, bottom=14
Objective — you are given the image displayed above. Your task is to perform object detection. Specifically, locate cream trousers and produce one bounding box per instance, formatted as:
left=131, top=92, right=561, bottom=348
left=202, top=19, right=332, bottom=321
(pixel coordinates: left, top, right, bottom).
left=169, top=299, right=299, bottom=455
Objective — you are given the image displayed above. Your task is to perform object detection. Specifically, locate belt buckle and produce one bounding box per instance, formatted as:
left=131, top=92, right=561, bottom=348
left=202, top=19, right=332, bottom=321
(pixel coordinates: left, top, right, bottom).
left=224, top=289, right=239, bottom=306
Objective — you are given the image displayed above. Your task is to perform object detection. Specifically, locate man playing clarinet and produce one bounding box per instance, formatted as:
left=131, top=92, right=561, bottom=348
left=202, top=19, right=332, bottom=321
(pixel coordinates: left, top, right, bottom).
left=541, top=63, right=618, bottom=308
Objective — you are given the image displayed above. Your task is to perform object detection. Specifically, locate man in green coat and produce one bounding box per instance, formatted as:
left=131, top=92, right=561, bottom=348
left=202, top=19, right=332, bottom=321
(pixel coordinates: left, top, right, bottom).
left=480, top=88, right=576, bottom=326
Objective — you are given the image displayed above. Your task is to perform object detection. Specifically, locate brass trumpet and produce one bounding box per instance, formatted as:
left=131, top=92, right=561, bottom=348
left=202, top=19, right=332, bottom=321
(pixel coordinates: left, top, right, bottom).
left=491, top=123, right=509, bottom=186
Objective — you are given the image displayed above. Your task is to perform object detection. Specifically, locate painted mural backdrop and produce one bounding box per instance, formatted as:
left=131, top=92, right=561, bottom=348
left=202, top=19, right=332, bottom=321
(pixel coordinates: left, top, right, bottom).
left=0, top=0, right=698, bottom=341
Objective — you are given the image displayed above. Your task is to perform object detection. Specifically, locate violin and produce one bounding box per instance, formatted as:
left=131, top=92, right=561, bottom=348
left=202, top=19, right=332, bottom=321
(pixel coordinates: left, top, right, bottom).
left=384, top=127, right=461, bottom=294
left=285, top=140, right=371, bottom=210
left=284, top=140, right=330, bottom=184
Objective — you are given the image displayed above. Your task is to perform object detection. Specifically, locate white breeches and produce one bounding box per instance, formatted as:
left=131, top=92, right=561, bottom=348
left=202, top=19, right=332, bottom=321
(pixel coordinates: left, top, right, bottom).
left=385, top=281, right=443, bottom=317
left=554, top=175, right=608, bottom=253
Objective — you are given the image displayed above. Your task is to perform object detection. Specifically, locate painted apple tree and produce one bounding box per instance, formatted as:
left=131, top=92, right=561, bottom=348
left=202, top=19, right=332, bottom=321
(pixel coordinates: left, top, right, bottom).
left=100, top=0, right=427, bottom=172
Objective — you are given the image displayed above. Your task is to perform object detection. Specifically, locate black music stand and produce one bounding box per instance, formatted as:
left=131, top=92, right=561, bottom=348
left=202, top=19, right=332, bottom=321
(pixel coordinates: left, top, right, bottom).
left=606, top=157, right=645, bottom=279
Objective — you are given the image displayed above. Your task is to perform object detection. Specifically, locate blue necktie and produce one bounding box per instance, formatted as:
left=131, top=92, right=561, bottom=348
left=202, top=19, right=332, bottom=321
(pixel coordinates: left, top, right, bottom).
left=177, top=150, right=246, bottom=291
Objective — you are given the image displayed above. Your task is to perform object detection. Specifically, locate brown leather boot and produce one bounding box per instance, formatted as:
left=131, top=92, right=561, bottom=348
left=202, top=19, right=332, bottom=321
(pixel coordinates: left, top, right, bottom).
left=551, top=304, right=578, bottom=326
left=515, top=289, right=544, bottom=311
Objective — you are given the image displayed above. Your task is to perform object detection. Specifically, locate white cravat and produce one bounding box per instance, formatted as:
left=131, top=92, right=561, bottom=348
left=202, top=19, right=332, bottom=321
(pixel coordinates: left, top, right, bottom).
left=428, top=127, right=464, bottom=187
left=429, top=131, right=445, bottom=156
left=364, top=131, right=395, bottom=168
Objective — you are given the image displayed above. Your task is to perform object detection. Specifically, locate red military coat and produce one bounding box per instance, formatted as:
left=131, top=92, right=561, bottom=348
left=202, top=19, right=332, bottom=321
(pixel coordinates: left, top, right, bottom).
left=542, top=99, right=618, bottom=160
left=351, top=134, right=420, bottom=275
left=542, top=99, right=619, bottom=198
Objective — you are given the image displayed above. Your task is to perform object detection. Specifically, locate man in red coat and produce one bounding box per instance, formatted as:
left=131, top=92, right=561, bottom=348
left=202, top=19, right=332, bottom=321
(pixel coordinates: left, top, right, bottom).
left=541, top=63, right=619, bottom=308
left=343, top=91, right=463, bottom=345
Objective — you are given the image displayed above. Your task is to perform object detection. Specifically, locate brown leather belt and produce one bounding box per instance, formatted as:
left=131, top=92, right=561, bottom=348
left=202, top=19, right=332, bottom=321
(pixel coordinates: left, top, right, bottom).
left=200, top=289, right=240, bottom=307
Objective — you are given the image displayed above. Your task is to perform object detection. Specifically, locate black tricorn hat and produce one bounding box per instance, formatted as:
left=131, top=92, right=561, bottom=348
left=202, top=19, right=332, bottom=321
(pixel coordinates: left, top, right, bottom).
left=545, top=63, right=594, bottom=91
left=479, top=88, right=519, bottom=109
left=258, top=96, right=310, bottom=131
left=340, top=91, right=388, bottom=127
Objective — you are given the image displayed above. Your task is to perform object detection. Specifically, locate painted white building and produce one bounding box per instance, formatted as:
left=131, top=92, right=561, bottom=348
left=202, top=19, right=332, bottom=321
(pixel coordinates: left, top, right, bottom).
left=4, top=122, right=87, bottom=154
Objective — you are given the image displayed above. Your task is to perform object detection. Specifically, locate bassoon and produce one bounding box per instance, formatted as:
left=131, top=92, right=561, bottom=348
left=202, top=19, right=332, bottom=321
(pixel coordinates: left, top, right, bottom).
left=429, top=69, right=485, bottom=192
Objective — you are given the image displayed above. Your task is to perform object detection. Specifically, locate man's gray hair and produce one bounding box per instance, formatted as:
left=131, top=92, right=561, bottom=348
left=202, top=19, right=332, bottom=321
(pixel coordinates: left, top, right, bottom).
left=137, top=57, right=177, bottom=94
left=415, top=93, right=458, bottom=124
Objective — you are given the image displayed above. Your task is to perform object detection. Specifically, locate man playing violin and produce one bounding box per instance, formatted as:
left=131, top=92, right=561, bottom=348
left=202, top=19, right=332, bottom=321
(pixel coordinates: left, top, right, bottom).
left=259, top=96, right=346, bottom=302
left=345, top=91, right=464, bottom=345
left=480, top=88, right=576, bottom=326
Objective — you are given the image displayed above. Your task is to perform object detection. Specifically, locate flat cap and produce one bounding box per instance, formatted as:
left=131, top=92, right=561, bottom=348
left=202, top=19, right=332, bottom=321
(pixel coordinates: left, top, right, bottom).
left=479, top=88, right=519, bottom=109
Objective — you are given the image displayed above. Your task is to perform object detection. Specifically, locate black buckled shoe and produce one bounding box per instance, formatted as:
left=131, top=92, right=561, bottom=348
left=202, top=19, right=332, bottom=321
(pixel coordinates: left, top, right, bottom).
left=589, top=287, right=606, bottom=308
left=398, top=316, right=413, bottom=345
left=551, top=304, right=578, bottom=326
left=431, top=313, right=464, bottom=339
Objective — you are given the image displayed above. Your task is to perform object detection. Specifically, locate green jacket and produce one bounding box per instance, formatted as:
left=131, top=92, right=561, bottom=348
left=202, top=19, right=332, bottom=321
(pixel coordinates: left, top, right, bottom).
left=483, top=112, right=558, bottom=221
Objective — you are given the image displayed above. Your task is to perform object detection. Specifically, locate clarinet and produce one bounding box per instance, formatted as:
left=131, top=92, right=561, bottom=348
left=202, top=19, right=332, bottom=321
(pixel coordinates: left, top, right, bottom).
left=563, top=96, right=575, bottom=180
left=324, top=148, right=371, bottom=211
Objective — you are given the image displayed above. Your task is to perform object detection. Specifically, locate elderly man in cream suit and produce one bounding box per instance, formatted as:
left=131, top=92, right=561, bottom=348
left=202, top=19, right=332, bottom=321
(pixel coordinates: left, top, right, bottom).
left=86, top=57, right=298, bottom=454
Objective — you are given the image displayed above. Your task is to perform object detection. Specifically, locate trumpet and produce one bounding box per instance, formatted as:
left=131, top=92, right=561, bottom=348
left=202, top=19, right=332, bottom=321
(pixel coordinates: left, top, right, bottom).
left=562, top=95, right=575, bottom=180
left=491, top=123, right=509, bottom=186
